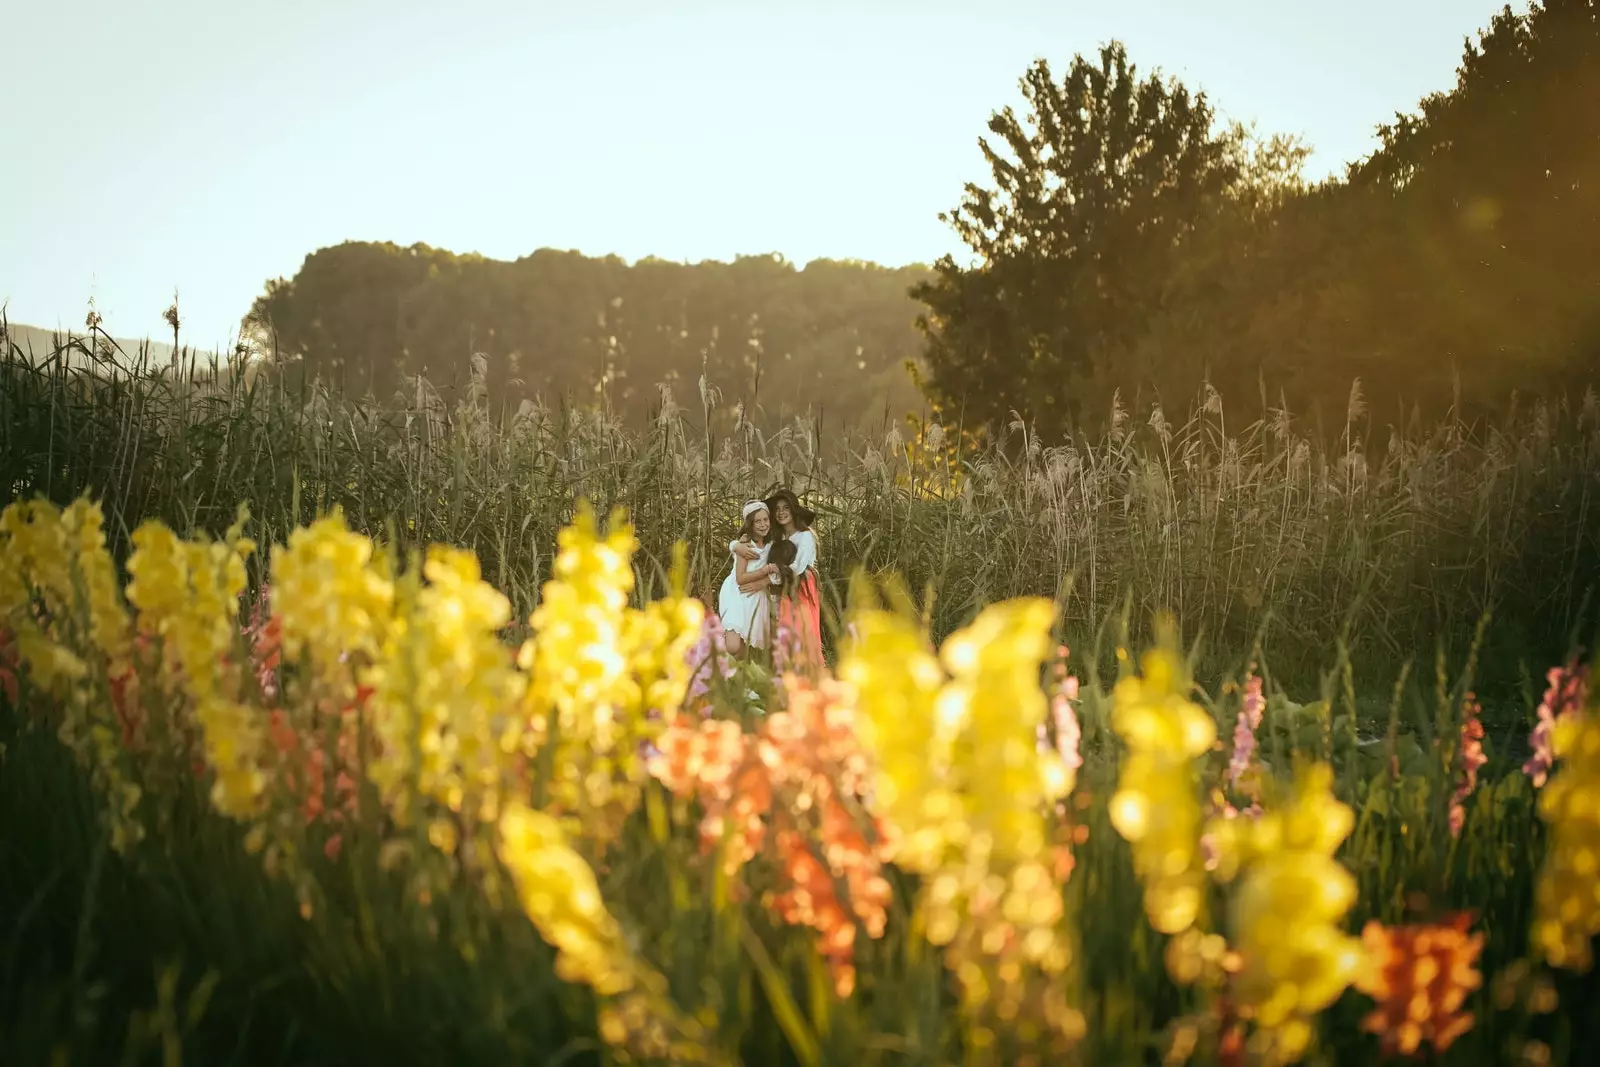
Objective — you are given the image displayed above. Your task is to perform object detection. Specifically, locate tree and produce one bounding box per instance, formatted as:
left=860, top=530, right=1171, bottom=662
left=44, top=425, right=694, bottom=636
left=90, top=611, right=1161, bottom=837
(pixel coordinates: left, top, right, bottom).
left=240, top=242, right=933, bottom=436
left=911, top=42, right=1243, bottom=439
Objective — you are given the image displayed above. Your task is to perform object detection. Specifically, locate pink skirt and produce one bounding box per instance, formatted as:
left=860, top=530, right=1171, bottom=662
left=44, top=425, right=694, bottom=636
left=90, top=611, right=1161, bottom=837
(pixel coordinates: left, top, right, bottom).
left=778, top=570, right=824, bottom=668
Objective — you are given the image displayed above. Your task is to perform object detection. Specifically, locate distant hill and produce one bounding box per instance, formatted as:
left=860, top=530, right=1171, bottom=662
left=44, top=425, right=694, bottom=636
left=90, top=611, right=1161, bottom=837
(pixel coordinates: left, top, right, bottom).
left=1, top=321, right=210, bottom=372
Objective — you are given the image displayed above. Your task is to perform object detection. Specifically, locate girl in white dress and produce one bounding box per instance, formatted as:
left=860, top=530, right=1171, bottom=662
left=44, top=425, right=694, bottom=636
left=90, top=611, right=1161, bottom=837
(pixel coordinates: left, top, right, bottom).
left=718, top=500, right=780, bottom=655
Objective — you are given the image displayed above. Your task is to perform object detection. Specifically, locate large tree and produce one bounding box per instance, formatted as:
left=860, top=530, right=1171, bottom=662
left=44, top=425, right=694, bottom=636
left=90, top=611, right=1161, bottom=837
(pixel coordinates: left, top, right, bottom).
left=912, top=42, right=1243, bottom=439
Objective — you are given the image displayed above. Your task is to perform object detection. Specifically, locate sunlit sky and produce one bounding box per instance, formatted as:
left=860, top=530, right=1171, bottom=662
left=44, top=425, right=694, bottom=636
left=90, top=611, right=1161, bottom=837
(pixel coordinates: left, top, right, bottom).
left=4, top=0, right=1506, bottom=349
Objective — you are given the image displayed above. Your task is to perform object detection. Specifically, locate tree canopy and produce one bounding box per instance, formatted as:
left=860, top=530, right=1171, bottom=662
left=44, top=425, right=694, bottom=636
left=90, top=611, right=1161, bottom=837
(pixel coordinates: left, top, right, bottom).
left=913, top=2, right=1600, bottom=439
left=244, top=246, right=932, bottom=435
left=912, top=44, right=1245, bottom=438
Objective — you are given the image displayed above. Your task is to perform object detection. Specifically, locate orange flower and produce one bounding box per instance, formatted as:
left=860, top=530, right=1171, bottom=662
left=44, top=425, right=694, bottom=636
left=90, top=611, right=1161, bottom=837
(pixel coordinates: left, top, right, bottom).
left=649, top=675, right=893, bottom=997
left=1356, top=912, right=1485, bottom=1056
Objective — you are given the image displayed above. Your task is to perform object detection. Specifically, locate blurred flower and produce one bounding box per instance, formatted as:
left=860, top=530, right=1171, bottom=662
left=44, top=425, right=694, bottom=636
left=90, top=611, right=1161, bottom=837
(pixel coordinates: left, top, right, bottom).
left=1449, top=693, right=1487, bottom=838
left=1038, top=645, right=1082, bottom=796
left=650, top=675, right=891, bottom=997
left=498, top=801, right=632, bottom=994
left=519, top=502, right=700, bottom=845
left=1221, top=763, right=1363, bottom=1065
left=1531, top=707, right=1600, bottom=972
left=127, top=514, right=263, bottom=820
left=1525, top=659, right=1588, bottom=788
left=1109, top=636, right=1215, bottom=936
left=1355, top=911, right=1484, bottom=1056
left=366, top=545, right=527, bottom=836
left=240, top=585, right=282, bottom=700
left=836, top=603, right=953, bottom=873
left=684, top=613, right=737, bottom=710
left=3, top=499, right=145, bottom=853
left=839, top=596, right=1082, bottom=1051
left=1228, top=672, right=1265, bottom=792
left=269, top=511, right=394, bottom=683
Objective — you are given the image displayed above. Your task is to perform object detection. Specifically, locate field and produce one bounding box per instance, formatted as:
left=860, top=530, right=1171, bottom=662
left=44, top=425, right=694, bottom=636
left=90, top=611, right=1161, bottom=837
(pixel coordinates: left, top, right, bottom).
left=3, top=336, right=1600, bottom=1066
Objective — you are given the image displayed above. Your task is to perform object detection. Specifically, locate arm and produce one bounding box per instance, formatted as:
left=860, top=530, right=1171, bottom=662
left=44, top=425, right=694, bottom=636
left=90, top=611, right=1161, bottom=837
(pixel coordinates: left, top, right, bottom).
left=731, top=539, right=759, bottom=560
left=737, top=563, right=776, bottom=592
left=790, top=532, right=816, bottom=577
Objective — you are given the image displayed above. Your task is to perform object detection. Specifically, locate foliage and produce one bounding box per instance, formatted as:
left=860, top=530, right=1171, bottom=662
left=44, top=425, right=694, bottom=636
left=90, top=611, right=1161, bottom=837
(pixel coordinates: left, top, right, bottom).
left=3, top=496, right=1599, bottom=1065
left=912, top=43, right=1246, bottom=438
left=914, top=2, right=1600, bottom=436
left=4, top=334, right=1599, bottom=708
left=239, top=246, right=932, bottom=436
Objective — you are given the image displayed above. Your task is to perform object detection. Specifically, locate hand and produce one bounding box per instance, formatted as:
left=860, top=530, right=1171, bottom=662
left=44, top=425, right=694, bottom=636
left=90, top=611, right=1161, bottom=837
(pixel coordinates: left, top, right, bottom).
left=734, top=542, right=759, bottom=560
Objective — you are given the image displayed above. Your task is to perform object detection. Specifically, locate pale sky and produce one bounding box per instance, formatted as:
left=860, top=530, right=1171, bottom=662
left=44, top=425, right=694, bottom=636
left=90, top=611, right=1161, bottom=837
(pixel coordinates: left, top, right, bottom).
left=3, top=0, right=1507, bottom=350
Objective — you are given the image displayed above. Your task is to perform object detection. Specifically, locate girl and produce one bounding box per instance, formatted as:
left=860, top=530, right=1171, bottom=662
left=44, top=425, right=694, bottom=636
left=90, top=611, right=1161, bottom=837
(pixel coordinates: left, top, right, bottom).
left=764, top=536, right=811, bottom=671
left=764, top=487, right=823, bottom=665
left=718, top=500, right=780, bottom=655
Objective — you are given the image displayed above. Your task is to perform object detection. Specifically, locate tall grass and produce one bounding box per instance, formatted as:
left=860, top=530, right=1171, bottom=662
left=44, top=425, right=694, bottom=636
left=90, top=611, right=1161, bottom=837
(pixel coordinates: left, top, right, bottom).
left=5, top=325, right=1600, bottom=1065
left=4, top=326, right=1598, bottom=702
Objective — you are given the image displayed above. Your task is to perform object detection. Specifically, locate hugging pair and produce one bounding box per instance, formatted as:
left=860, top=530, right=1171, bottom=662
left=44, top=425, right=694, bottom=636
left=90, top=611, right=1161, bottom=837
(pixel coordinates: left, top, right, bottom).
left=715, top=488, right=822, bottom=664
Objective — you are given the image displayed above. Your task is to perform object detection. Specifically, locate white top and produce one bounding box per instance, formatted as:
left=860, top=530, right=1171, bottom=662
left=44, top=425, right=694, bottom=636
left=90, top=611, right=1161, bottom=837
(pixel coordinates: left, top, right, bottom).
left=733, top=530, right=815, bottom=585
left=732, top=531, right=819, bottom=588
left=787, top=529, right=817, bottom=579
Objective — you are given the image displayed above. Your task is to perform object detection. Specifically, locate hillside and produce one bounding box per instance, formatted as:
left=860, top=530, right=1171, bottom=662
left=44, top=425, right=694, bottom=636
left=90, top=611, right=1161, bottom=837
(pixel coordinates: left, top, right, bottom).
left=1, top=321, right=195, bottom=372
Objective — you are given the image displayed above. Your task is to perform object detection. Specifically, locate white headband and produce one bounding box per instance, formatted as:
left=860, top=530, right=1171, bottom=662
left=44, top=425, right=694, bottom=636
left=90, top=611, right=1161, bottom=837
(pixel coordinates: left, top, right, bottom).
left=742, top=500, right=767, bottom=520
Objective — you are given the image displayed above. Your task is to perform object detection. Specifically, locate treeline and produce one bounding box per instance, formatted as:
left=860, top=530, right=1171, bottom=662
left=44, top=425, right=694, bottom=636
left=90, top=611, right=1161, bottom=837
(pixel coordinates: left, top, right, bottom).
left=242, top=1, right=1599, bottom=442
left=244, top=247, right=930, bottom=434
left=916, top=1, right=1600, bottom=439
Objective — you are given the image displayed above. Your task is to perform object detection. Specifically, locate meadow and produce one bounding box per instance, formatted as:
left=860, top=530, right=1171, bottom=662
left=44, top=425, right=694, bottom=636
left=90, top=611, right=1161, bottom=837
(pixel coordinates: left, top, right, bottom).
left=2, top=331, right=1600, bottom=1066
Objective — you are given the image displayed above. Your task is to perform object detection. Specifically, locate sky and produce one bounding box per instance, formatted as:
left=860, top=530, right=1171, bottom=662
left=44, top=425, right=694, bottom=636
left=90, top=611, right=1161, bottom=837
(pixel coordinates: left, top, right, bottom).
left=3, top=0, right=1510, bottom=350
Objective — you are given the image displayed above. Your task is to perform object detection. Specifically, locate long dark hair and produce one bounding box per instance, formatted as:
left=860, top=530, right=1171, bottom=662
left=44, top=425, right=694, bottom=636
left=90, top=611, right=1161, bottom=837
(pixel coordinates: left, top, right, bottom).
left=763, top=487, right=815, bottom=533
left=767, top=536, right=798, bottom=595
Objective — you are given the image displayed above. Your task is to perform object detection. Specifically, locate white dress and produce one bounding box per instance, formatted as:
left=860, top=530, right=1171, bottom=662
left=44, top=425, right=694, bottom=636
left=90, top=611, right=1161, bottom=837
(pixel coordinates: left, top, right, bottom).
left=718, top=539, right=772, bottom=647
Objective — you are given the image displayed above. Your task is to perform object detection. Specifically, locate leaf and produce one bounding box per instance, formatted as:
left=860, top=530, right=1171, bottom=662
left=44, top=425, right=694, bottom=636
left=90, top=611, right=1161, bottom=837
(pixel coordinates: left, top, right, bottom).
left=740, top=919, right=821, bottom=1067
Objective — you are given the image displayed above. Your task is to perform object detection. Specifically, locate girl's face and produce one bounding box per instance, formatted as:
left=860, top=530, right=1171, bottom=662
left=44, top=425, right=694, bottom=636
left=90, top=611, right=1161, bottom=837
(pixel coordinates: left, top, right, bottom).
left=773, top=499, right=792, bottom=527
left=752, top=509, right=770, bottom=538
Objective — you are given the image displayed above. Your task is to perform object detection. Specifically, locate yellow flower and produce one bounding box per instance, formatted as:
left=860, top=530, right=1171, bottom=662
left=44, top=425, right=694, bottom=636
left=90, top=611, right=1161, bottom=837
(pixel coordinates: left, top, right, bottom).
left=127, top=515, right=264, bottom=820
left=517, top=502, right=682, bottom=844
left=1108, top=639, right=1215, bottom=936
left=269, top=512, right=394, bottom=678
left=1225, top=763, right=1363, bottom=1064
left=1, top=498, right=144, bottom=853
left=940, top=598, right=1060, bottom=867
left=368, top=545, right=525, bottom=829
left=837, top=604, right=951, bottom=873
left=498, top=801, right=632, bottom=994
left=125, top=521, right=190, bottom=642
left=624, top=542, right=704, bottom=725
left=1531, top=709, right=1600, bottom=972
left=0, top=499, right=73, bottom=612
left=839, top=593, right=1080, bottom=1053
left=61, top=500, right=132, bottom=666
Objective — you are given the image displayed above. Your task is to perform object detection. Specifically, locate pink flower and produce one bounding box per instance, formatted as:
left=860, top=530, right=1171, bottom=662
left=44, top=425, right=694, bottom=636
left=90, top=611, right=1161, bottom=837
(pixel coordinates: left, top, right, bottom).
left=1227, top=673, right=1265, bottom=791
left=240, top=585, right=281, bottom=700
left=685, top=614, right=738, bottom=711
left=1523, top=659, right=1588, bottom=788
left=1038, top=646, right=1082, bottom=774
left=1449, top=693, right=1487, bottom=838
left=773, top=621, right=798, bottom=676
